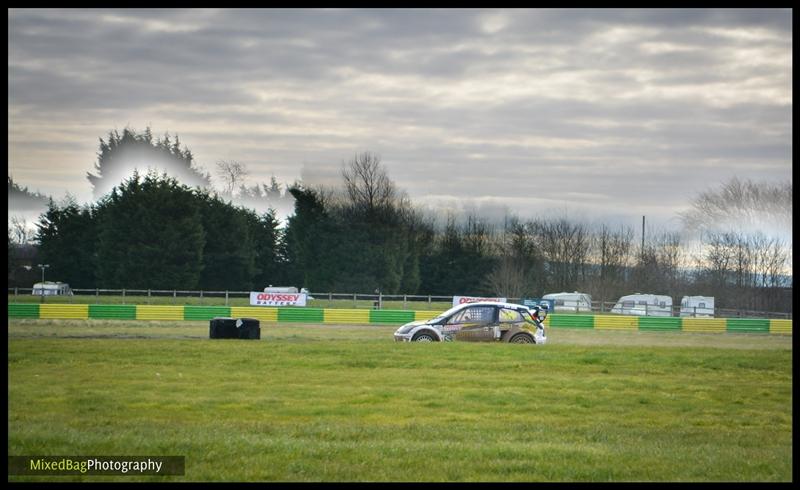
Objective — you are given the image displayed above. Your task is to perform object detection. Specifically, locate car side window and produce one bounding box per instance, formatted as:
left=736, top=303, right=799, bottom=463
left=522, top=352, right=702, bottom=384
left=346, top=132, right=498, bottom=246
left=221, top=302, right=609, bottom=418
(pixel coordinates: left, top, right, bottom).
left=447, top=306, right=495, bottom=324
left=499, top=308, right=523, bottom=323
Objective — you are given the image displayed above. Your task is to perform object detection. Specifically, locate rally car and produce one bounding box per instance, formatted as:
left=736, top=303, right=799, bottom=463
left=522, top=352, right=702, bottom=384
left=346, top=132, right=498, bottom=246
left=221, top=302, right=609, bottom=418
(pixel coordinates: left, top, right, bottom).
left=393, top=301, right=548, bottom=344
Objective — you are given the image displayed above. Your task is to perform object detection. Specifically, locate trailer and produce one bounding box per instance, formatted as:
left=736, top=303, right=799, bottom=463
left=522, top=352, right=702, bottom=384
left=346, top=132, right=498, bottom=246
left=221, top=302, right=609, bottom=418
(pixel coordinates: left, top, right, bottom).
left=31, top=282, right=72, bottom=296
left=542, top=291, right=592, bottom=313
left=611, top=293, right=672, bottom=316
left=680, top=296, right=715, bottom=317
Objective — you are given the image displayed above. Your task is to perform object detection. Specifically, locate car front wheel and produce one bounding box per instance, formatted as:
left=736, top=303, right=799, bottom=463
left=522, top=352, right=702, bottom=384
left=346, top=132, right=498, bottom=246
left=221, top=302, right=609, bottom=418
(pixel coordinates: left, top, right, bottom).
left=412, top=331, right=438, bottom=342
left=509, top=333, right=535, bottom=344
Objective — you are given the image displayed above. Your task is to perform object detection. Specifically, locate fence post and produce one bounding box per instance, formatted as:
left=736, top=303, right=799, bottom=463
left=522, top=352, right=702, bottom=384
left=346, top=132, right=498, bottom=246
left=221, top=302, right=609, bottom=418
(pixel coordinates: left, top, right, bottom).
left=148, top=289, right=151, bottom=305
left=173, top=290, right=177, bottom=304
left=122, top=288, right=126, bottom=305
left=403, top=295, right=407, bottom=310
left=428, top=295, right=432, bottom=307
left=225, top=290, right=229, bottom=306
left=329, top=292, right=332, bottom=308
left=200, top=289, right=203, bottom=305
left=353, top=293, right=357, bottom=308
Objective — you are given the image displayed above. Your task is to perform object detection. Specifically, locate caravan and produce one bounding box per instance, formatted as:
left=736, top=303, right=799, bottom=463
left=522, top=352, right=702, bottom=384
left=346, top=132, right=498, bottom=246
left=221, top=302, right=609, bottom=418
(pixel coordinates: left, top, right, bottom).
left=542, top=292, right=592, bottom=313
left=31, top=282, right=72, bottom=296
left=680, top=296, right=715, bottom=317
left=611, top=293, right=672, bottom=317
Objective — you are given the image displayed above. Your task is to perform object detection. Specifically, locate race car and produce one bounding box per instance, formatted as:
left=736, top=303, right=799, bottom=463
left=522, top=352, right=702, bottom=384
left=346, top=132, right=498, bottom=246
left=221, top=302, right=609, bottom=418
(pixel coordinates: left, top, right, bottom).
left=393, top=301, right=548, bottom=344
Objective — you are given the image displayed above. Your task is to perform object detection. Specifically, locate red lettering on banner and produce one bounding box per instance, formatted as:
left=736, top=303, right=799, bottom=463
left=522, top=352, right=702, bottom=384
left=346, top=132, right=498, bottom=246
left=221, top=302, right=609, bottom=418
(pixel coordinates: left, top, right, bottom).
left=256, top=293, right=300, bottom=302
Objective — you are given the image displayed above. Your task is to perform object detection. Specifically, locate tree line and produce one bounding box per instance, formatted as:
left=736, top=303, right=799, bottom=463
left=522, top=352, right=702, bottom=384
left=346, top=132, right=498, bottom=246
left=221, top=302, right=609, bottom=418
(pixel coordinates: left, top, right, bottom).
left=8, top=128, right=792, bottom=314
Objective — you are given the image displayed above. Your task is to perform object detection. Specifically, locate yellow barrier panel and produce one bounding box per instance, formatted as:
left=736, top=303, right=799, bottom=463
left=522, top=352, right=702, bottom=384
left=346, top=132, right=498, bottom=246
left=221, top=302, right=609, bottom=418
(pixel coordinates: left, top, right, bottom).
left=136, top=305, right=184, bottom=321
left=230, top=307, right=279, bottom=322
left=769, top=319, right=792, bottom=335
left=682, top=318, right=726, bottom=333
left=39, top=304, right=89, bottom=320
left=414, top=310, right=442, bottom=321
left=594, top=315, right=638, bottom=330
left=323, top=309, right=370, bottom=324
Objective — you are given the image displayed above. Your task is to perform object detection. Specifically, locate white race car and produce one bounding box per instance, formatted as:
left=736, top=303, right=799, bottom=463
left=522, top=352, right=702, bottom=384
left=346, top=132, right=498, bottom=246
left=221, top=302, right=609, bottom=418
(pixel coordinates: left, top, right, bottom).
left=394, top=301, right=548, bottom=344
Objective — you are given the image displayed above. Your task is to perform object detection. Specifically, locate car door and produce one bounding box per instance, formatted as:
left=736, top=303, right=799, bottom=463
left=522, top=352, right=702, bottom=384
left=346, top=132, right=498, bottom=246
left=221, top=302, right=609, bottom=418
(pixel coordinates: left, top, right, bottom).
left=450, top=305, right=497, bottom=342
left=498, top=307, right=530, bottom=339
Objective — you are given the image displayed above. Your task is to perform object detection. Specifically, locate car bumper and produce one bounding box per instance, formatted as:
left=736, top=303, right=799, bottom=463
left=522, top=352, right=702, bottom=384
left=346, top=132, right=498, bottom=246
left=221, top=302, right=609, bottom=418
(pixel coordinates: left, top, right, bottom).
left=394, top=333, right=413, bottom=342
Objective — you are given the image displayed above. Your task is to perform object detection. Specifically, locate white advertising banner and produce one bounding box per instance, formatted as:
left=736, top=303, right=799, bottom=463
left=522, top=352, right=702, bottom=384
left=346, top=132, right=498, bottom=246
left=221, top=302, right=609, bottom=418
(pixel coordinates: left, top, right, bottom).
left=249, top=292, right=308, bottom=307
left=452, top=295, right=507, bottom=307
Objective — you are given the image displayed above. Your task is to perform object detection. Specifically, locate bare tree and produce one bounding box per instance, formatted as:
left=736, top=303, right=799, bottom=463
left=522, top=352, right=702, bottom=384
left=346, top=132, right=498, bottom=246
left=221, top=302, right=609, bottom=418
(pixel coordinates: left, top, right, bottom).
left=589, top=224, right=634, bottom=305
left=341, top=152, right=395, bottom=216
left=486, top=217, right=542, bottom=297
left=680, top=177, right=792, bottom=237
left=9, top=216, right=33, bottom=245
left=216, top=160, right=249, bottom=197
left=530, top=218, right=590, bottom=293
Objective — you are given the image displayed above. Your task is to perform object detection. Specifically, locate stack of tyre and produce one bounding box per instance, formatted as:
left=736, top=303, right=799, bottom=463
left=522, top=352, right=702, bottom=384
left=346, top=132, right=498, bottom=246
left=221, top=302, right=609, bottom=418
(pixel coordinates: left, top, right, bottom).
left=209, top=317, right=260, bottom=339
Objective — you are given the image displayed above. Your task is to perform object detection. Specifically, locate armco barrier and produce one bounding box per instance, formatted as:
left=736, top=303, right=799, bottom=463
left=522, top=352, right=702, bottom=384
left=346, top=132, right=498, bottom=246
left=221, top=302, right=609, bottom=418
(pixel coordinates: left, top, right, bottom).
left=770, top=319, right=792, bottom=335
left=40, top=304, right=88, bottom=319
left=89, top=304, right=136, bottom=320
left=594, top=315, right=638, bottom=331
left=370, top=310, right=415, bottom=324
left=184, top=306, right=232, bottom=321
left=277, top=307, right=325, bottom=322
left=6, top=304, right=792, bottom=335
left=324, top=309, right=370, bottom=324
left=9, top=303, right=40, bottom=318
left=638, top=317, right=682, bottom=332
left=230, top=306, right=278, bottom=322
left=682, top=318, right=727, bottom=333
left=136, top=305, right=184, bottom=321
left=548, top=314, right=593, bottom=328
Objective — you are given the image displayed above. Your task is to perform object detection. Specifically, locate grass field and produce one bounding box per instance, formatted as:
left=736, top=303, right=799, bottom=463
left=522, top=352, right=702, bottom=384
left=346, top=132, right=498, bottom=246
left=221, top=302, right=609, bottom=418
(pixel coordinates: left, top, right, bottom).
left=8, top=319, right=793, bottom=482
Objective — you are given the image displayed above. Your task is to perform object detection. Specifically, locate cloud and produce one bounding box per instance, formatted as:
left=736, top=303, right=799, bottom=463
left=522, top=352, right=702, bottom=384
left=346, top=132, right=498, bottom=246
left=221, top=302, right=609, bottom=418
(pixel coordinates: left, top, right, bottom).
left=8, top=8, right=792, bottom=233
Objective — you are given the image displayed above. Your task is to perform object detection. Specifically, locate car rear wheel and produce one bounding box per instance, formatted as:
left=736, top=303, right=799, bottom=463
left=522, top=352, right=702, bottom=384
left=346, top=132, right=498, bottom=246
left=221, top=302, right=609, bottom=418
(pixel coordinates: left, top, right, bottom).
left=412, top=331, right=437, bottom=342
left=509, top=333, right=535, bottom=344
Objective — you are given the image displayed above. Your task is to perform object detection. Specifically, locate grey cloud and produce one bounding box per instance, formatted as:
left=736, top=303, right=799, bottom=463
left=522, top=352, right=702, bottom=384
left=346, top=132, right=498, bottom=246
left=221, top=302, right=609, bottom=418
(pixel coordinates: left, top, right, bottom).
left=8, top=8, right=792, bottom=233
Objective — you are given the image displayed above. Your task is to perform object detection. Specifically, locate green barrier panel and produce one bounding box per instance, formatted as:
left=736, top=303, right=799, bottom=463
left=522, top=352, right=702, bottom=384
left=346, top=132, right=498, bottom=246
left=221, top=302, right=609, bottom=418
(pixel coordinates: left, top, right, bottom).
left=278, top=307, right=325, bottom=322
left=184, top=306, right=232, bottom=321
left=549, top=314, right=594, bottom=328
left=726, top=318, right=770, bottom=333
left=8, top=303, right=40, bottom=318
left=370, top=310, right=415, bottom=324
left=639, top=317, right=682, bottom=331
left=89, top=304, right=136, bottom=320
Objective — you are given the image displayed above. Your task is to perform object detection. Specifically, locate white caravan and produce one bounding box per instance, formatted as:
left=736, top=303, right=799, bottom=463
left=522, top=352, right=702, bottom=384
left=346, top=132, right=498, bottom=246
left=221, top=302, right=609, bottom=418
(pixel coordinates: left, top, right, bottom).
left=32, top=282, right=72, bottom=296
left=680, top=296, right=715, bottom=317
left=542, top=292, right=593, bottom=313
left=611, top=293, right=672, bottom=317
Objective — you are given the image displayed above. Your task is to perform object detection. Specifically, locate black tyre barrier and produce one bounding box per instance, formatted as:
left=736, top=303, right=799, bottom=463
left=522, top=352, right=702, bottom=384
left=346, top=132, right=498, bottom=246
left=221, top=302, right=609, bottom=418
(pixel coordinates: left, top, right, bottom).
left=236, top=317, right=261, bottom=339
left=210, top=317, right=238, bottom=339
left=210, top=317, right=260, bottom=339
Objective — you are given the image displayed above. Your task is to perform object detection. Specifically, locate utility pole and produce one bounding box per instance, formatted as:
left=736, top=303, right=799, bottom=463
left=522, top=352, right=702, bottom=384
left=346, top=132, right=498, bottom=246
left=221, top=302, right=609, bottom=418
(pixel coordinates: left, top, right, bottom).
left=641, top=216, right=646, bottom=260
left=37, top=263, right=50, bottom=304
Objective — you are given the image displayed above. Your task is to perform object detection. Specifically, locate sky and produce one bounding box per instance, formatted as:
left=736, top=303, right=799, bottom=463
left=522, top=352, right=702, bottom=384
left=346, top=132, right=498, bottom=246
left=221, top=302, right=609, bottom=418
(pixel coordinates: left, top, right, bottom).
left=8, top=8, right=793, bottom=231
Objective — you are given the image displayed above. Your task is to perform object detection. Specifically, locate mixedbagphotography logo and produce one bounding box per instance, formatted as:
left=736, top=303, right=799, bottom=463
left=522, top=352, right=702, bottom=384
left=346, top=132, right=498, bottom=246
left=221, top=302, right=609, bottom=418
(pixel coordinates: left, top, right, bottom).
left=8, top=456, right=185, bottom=476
